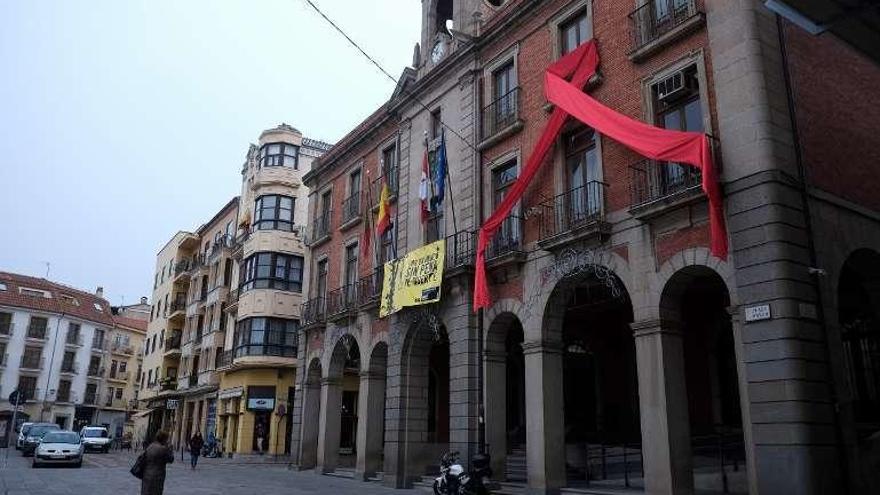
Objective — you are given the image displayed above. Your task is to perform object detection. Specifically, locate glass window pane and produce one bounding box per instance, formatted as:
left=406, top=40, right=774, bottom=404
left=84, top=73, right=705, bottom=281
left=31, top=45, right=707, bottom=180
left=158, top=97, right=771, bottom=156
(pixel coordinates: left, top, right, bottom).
left=268, top=144, right=281, bottom=155
left=684, top=100, right=703, bottom=132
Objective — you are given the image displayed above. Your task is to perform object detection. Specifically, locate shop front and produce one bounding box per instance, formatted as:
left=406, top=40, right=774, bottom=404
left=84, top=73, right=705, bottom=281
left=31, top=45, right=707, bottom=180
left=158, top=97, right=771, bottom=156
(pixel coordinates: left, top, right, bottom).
left=218, top=367, right=295, bottom=456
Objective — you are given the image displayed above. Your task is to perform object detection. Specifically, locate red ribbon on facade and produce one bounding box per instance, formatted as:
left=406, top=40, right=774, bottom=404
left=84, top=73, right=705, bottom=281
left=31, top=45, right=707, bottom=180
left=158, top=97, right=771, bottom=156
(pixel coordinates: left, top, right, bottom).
left=473, top=40, right=728, bottom=312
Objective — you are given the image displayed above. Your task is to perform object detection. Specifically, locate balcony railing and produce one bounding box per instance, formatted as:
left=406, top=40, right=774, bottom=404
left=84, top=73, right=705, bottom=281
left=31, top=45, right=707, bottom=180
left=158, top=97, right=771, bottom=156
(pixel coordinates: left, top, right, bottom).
left=65, top=333, right=83, bottom=346
left=357, top=269, right=384, bottom=307
left=109, top=370, right=130, bottom=381
left=630, top=160, right=702, bottom=209
left=92, top=338, right=106, bottom=351
left=160, top=378, right=177, bottom=391
left=537, top=181, right=608, bottom=243
left=87, top=365, right=105, bottom=377
left=164, top=334, right=182, bottom=352
left=371, top=171, right=399, bottom=204
left=302, top=297, right=327, bottom=327
left=56, top=391, right=74, bottom=403
left=188, top=375, right=198, bottom=387
left=445, top=230, right=477, bottom=272
left=327, top=284, right=358, bottom=318
left=169, top=300, right=187, bottom=314
left=209, top=234, right=234, bottom=260
left=0, top=321, right=12, bottom=336
left=308, top=210, right=333, bottom=245
left=20, top=355, right=44, bottom=370
left=629, top=0, right=700, bottom=52
left=26, top=325, right=47, bottom=340
left=341, top=191, right=363, bottom=225
left=482, top=87, right=521, bottom=139
left=21, top=387, right=40, bottom=402
left=0, top=353, right=7, bottom=367
left=60, top=361, right=78, bottom=374
left=217, top=349, right=233, bottom=368
left=486, top=214, right=525, bottom=260
left=83, top=393, right=97, bottom=405
left=111, top=341, right=134, bottom=354
left=174, top=260, right=191, bottom=277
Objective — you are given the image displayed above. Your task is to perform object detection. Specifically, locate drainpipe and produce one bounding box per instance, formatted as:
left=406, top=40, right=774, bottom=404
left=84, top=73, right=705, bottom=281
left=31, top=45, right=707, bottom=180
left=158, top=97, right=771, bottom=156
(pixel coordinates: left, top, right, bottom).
left=474, top=61, right=487, bottom=456
left=776, top=14, right=850, bottom=493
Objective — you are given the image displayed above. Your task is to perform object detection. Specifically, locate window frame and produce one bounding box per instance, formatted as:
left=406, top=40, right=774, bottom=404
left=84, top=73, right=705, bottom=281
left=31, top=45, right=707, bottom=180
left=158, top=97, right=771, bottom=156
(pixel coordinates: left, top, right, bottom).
left=254, top=194, right=296, bottom=232
left=259, top=142, right=300, bottom=168
left=233, top=317, right=299, bottom=358
left=549, top=0, right=593, bottom=60
left=239, top=252, right=305, bottom=293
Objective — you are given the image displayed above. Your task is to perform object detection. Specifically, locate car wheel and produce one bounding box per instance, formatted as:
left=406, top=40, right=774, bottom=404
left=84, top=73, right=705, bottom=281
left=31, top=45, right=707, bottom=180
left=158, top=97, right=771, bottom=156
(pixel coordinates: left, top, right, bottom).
left=75, top=460, right=83, bottom=468
left=32, top=460, right=39, bottom=468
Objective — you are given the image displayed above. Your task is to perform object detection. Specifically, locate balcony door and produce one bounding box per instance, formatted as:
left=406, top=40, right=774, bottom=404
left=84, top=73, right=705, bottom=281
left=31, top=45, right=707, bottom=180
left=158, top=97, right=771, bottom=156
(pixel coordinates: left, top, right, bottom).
left=653, top=65, right=703, bottom=195
left=492, top=161, right=520, bottom=253
left=565, top=128, right=601, bottom=224
left=344, top=244, right=358, bottom=304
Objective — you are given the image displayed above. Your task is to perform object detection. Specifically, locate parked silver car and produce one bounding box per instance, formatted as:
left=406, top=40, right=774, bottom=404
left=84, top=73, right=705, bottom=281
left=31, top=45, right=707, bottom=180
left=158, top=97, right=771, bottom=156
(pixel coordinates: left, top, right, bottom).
left=33, top=431, right=84, bottom=468
left=15, top=422, right=34, bottom=450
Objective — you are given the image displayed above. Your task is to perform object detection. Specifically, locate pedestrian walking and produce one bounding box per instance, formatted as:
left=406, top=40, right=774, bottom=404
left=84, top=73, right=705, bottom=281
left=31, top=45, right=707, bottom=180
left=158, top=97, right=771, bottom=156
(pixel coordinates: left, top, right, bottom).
left=189, top=430, right=204, bottom=469
left=139, top=430, right=174, bottom=495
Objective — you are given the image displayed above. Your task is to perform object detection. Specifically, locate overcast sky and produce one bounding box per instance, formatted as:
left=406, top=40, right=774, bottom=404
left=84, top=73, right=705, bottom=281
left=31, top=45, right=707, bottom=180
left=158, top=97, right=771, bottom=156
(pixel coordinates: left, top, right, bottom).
left=0, top=0, right=420, bottom=305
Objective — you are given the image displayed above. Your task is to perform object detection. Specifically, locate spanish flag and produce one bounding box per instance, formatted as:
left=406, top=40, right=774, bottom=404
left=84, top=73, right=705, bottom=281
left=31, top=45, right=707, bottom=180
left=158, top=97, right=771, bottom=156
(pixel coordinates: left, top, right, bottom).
left=376, top=179, right=392, bottom=236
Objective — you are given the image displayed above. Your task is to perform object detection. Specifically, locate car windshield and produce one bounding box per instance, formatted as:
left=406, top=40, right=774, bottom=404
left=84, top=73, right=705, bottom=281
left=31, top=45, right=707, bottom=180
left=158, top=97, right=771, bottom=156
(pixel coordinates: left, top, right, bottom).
left=42, top=432, right=80, bottom=444
left=83, top=429, right=108, bottom=438
left=29, top=425, right=60, bottom=437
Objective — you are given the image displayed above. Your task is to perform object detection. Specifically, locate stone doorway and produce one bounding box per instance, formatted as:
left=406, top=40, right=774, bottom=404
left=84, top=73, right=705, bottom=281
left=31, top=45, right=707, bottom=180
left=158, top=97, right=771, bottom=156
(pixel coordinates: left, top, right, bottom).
left=485, top=313, right=526, bottom=481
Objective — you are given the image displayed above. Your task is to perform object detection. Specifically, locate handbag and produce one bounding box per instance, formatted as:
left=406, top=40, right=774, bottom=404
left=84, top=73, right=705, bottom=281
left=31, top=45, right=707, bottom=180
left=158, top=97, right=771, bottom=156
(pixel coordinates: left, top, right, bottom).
left=130, top=452, right=146, bottom=479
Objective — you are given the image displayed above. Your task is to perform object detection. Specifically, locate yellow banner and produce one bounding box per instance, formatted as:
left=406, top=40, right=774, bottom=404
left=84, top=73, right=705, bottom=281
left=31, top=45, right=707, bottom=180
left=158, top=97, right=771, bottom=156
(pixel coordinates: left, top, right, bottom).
left=379, top=240, right=445, bottom=317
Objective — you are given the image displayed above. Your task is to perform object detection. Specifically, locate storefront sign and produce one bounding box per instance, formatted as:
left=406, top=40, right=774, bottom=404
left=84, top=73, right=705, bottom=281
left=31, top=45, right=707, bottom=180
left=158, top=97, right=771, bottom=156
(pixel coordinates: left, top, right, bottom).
left=218, top=387, right=243, bottom=399
left=380, top=240, right=445, bottom=317
left=247, top=398, right=275, bottom=411
left=745, top=304, right=772, bottom=322
left=166, top=399, right=179, bottom=410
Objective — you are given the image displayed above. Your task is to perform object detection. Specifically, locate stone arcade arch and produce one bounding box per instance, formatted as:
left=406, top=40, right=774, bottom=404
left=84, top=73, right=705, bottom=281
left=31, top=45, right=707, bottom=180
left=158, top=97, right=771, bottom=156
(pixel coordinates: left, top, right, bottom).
left=659, top=264, right=747, bottom=494
left=317, top=334, right=361, bottom=473
left=299, top=357, right=323, bottom=470
left=531, top=265, right=638, bottom=492
left=484, top=310, right=526, bottom=481
left=355, top=341, right=389, bottom=480
left=837, top=248, right=880, bottom=490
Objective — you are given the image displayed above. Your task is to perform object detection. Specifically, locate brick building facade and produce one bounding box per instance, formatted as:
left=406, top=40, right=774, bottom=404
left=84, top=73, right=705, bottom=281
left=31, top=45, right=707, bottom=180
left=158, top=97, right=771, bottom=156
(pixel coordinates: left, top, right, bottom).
left=293, top=1, right=880, bottom=494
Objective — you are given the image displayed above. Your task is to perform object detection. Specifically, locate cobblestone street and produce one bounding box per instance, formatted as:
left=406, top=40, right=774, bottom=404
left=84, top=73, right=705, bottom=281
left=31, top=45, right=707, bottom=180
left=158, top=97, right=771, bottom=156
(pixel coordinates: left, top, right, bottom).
left=0, top=448, right=421, bottom=495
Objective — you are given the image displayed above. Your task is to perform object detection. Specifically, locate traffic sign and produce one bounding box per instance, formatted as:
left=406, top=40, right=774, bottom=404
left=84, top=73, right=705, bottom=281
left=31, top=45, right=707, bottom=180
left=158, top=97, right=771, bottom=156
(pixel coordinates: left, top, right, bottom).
left=8, top=389, right=23, bottom=406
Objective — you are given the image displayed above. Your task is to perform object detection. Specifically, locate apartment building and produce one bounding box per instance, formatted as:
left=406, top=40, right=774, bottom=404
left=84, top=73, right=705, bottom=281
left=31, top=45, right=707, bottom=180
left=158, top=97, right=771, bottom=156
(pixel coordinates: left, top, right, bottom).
left=141, top=124, right=330, bottom=455
left=0, top=272, right=115, bottom=441
left=95, top=314, right=146, bottom=438
left=215, top=124, right=330, bottom=457
left=293, top=1, right=880, bottom=494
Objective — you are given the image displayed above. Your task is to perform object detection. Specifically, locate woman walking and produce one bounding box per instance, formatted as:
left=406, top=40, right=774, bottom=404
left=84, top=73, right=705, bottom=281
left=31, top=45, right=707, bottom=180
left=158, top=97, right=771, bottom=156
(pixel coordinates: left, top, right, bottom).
left=189, top=431, right=204, bottom=469
left=140, top=430, right=174, bottom=495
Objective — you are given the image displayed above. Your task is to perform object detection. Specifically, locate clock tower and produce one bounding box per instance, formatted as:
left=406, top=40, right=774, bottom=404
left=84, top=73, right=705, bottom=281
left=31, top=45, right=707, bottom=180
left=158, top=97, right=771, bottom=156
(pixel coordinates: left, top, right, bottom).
left=418, top=0, right=483, bottom=71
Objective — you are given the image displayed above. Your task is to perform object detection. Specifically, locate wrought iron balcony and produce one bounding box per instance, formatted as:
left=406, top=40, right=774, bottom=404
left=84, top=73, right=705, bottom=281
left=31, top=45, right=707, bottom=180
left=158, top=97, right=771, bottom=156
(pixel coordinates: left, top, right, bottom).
left=629, top=160, right=702, bottom=215
left=87, top=365, right=105, bottom=377
left=169, top=300, right=187, bottom=315
left=445, top=230, right=477, bottom=274
left=486, top=214, right=526, bottom=261
left=109, top=370, right=130, bottom=381
left=56, top=391, right=74, bottom=403
left=83, top=392, right=97, bottom=405
left=111, top=341, right=134, bottom=355
left=160, top=377, right=177, bottom=391
left=371, top=171, right=399, bottom=205
left=209, top=234, right=234, bottom=260
left=60, top=361, right=78, bottom=374
left=302, top=297, right=327, bottom=327
left=164, top=334, right=182, bottom=352
left=26, top=325, right=47, bottom=340
left=357, top=268, right=384, bottom=308
left=217, top=349, right=233, bottom=369
left=307, top=210, right=333, bottom=246
left=536, top=181, right=610, bottom=248
left=188, top=374, right=198, bottom=388
left=20, top=355, right=44, bottom=370
left=341, top=190, right=363, bottom=226
left=629, top=0, right=703, bottom=59
left=482, top=87, right=521, bottom=140
left=174, top=260, right=191, bottom=277
left=65, top=333, right=83, bottom=346
left=327, top=284, right=358, bottom=319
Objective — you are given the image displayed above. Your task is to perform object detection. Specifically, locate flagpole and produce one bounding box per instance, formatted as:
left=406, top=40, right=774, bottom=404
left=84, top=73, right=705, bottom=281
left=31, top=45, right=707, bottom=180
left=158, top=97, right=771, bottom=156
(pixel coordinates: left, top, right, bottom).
left=442, top=128, right=459, bottom=236
left=393, top=129, right=402, bottom=259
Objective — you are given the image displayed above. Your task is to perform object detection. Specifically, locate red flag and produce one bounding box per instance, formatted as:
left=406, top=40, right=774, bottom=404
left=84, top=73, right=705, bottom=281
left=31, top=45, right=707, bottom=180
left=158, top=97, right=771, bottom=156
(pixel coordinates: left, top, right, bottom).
left=419, top=148, right=430, bottom=223
left=473, top=40, right=727, bottom=312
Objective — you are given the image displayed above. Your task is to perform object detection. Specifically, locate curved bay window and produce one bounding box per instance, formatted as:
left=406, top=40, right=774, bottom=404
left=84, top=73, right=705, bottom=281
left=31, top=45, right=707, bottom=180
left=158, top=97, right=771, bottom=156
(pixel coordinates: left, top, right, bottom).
left=240, top=252, right=304, bottom=293
left=260, top=142, right=299, bottom=168
left=254, top=195, right=295, bottom=231
left=234, top=317, right=299, bottom=358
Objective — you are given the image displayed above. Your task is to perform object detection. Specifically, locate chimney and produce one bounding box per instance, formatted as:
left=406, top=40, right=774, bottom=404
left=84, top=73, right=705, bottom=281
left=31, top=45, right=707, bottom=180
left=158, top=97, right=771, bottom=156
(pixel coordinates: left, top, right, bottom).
left=95, top=286, right=104, bottom=298
left=140, top=296, right=148, bottom=305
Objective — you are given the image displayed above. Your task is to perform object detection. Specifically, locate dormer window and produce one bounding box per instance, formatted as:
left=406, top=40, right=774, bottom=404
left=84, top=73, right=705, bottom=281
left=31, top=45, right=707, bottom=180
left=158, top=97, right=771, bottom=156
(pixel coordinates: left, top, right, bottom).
left=260, top=142, right=299, bottom=168
left=61, top=294, right=80, bottom=306
left=20, top=287, right=50, bottom=298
